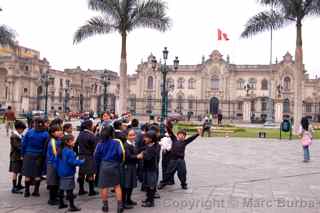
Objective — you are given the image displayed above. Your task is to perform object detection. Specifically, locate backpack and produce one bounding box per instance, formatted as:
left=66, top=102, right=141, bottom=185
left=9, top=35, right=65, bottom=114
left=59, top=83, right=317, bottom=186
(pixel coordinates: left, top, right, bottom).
left=301, top=130, right=312, bottom=146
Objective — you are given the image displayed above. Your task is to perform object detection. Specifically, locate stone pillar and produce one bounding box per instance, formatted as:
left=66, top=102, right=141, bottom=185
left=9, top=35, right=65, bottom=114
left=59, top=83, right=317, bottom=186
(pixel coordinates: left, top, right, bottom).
left=243, top=99, right=251, bottom=122
left=274, top=99, right=283, bottom=123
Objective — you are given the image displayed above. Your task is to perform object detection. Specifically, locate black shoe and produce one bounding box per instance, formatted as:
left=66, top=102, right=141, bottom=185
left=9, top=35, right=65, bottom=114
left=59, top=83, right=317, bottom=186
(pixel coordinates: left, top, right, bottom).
left=11, top=187, right=23, bottom=194
left=141, top=201, right=154, bottom=207
left=123, top=203, right=133, bottom=209
left=59, top=203, right=68, bottom=209
left=68, top=206, right=81, bottom=212
left=48, top=199, right=59, bottom=206
left=66, top=194, right=77, bottom=200
left=78, top=190, right=88, bottom=196
left=181, top=185, right=188, bottom=190
left=32, top=192, right=40, bottom=197
left=141, top=199, right=147, bottom=203
left=16, top=185, right=25, bottom=191
left=153, top=192, right=160, bottom=199
left=127, top=200, right=137, bottom=206
left=168, top=181, right=175, bottom=185
left=88, top=190, right=98, bottom=196
left=157, top=183, right=166, bottom=190
left=102, top=204, right=109, bottom=212
left=24, top=191, right=30, bottom=197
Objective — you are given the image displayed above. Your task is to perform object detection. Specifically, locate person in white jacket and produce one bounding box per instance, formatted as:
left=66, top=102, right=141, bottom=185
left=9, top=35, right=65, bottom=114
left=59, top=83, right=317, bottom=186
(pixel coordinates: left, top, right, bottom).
left=158, top=134, right=175, bottom=186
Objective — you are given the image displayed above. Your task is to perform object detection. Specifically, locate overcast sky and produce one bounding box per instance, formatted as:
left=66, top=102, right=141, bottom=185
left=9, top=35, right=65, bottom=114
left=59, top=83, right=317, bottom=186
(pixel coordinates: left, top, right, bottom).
left=1, top=0, right=320, bottom=78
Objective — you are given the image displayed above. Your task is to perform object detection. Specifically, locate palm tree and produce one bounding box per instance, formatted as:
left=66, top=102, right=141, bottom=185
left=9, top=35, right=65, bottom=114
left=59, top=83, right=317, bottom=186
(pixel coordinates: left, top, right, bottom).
left=0, top=7, right=16, bottom=48
left=241, top=0, right=320, bottom=130
left=74, top=0, right=171, bottom=113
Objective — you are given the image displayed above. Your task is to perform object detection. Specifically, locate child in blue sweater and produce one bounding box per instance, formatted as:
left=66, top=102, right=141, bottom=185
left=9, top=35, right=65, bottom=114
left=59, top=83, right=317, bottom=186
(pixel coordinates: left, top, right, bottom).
left=58, top=134, right=84, bottom=212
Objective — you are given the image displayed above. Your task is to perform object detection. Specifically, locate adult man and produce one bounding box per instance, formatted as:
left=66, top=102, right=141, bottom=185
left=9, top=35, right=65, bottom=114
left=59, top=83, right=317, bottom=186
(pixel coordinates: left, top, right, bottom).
left=4, top=106, right=16, bottom=136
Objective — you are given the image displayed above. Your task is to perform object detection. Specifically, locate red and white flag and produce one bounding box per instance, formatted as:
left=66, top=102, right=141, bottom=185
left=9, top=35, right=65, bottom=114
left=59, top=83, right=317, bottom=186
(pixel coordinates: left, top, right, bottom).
left=217, top=29, right=229, bottom=41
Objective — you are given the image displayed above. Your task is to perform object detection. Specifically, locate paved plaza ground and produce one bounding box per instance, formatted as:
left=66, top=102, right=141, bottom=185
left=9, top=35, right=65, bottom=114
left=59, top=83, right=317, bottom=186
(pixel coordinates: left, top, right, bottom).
left=0, top=124, right=320, bottom=213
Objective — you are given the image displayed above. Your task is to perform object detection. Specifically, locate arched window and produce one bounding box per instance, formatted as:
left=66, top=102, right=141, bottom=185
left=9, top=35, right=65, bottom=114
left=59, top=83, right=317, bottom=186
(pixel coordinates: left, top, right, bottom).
left=283, top=99, right=290, bottom=113
left=177, top=78, right=185, bottom=89
left=237, top=79, right=245, bottom=89
left=283, top=77, right=291, bottom=91
left=261, top=79, right=268, bottom=90
left=211, top=76, right=219, bottom=90
left=188, top=78, right=196, bottom=89
left=249, top=78, right=257, bottom=89
left=167, top=78, right=174, bottom=91
left=147, top=76, right=153, bottom=89
left=177, top=95, right=184, bottom=112
left=146, top=95, right=153, bottom=113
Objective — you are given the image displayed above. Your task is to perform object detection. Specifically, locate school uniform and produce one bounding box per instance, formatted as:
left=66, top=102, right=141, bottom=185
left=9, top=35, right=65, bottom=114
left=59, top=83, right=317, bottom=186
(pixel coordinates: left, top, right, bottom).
left=142, top=143, right=158, bottom=206
left=160, top=128, right=199, bottom=189
left=57, top=147, right=84, bottom=210
left=159, top=136, right=174, bottom=184
left=122, top=140, right=138, bottom=189
left=95, top=138, right=125, bottom=188
left=46, top=138, right=61, bottom=186
left=9, top=131, right=23, bottom=174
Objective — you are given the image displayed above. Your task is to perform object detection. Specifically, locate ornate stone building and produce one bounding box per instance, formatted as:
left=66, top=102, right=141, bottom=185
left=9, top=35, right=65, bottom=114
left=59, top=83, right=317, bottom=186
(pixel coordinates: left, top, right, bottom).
left=1, top=45, right=319, bottom=122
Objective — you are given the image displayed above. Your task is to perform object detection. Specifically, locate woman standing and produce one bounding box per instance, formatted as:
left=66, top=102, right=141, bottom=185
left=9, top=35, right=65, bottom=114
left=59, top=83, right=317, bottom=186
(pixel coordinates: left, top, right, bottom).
left=95, top=126, right=125, bottom=213
left=75, top=120, right=97, bottom=196
left=299, top=117, right=313, bottom=162
left=22, top=117, right=50, bottom=197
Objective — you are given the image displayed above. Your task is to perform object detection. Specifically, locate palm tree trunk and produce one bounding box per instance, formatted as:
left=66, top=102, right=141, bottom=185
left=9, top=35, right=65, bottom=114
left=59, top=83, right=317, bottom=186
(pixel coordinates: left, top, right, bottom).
left=293, top=19, right=303, bottom=132
left=119, top=32, right=128, bottom=114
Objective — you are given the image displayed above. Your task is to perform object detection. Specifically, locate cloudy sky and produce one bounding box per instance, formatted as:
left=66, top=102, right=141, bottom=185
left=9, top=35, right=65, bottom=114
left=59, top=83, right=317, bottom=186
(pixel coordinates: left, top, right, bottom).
left=1, top=0, right=320, bottom=77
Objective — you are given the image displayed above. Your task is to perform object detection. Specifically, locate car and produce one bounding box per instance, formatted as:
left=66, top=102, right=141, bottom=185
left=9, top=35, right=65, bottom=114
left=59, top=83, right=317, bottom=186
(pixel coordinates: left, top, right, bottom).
left=0, top=108, right=5, bottom=116
left=167, top=112, right=185, bottom=122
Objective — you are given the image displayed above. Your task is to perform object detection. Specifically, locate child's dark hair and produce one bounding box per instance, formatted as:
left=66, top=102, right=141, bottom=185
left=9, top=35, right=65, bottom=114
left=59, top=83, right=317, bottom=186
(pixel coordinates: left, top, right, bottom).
left=100, top=125, right=115, bottom=141
left=113, top=120, right=122, bottom=130
left=80, top=120, right=93, bottom=131
left=14, top=120, right=27, bottom=130
left=50, top=118, right=63, bottom=128
left=63, top=123, right=72, bottom=132
left=131, top=119, right=139, bottom=128
left=34, top=117, right=46, bottom=131
left=177, top=129, right=187, bottom=136
left=49, top=125, right=62, bottom=138
left=58, top=134, right=75, bottom=159
left=100, top=111, right=111, bottom=120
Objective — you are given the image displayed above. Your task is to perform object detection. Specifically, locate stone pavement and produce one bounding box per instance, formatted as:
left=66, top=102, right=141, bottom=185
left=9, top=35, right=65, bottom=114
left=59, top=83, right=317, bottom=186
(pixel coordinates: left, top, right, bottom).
left=0, top=125, right=320, bottom=212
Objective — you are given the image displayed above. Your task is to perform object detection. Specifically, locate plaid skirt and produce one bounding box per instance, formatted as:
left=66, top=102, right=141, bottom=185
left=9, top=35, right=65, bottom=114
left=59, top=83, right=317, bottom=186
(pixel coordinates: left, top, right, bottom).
left=120, top=163, right=137, bottom=189
left=9, top=160, right=22, bottom=173
left=98, top=161, right=120, bottom=188
left=79, top=155, right=96, bottom=176
left=47, top=164, right=59, bottom=186
left=143, top=170, right=158, bottom=188
left=59, top=176, right=75, bottom=191
left=22, top=155, right=44, bottom=178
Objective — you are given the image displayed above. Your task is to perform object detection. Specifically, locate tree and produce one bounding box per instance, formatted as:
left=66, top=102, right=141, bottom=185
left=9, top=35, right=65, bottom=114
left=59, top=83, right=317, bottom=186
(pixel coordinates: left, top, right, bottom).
left=74, top=0, right=171, bottom=113
left=0, top=7, right=16, bottom=48
left=241, top=0, right=320, bottom=131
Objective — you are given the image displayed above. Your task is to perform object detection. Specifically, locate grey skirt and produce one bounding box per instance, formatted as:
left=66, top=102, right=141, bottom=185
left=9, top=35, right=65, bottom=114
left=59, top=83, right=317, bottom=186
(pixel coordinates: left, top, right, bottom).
left=47, top=164, right=59, bottom=186
left=9, top=160, right=22, bottom=173
left=121, top=164, right=137, bottom=189
left=79, top=155, right=96, bottom=176
left=143, top=170, right=158, bottom=187
left=60, top=176, right=75, bottom=191
left=22, top=155, right=44, bottom=178
left=98, top=161, right=120, bottom=188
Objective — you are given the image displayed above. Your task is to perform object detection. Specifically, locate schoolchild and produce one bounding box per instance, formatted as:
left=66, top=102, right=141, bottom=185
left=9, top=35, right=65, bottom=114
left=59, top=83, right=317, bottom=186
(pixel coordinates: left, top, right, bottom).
left=9, top=120, right=27, bottom=194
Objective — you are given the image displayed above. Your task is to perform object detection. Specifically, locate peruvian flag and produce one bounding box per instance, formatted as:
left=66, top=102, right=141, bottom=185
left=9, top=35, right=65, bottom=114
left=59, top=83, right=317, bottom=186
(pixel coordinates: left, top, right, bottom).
left=218, top=29, right=229, bottom=41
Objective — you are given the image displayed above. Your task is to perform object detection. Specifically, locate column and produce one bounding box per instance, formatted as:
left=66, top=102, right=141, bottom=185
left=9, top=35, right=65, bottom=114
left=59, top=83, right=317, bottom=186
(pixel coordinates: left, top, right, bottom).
left=274, top=99, right=283, bottom=123
left=243, top=99, right=251, bottom=122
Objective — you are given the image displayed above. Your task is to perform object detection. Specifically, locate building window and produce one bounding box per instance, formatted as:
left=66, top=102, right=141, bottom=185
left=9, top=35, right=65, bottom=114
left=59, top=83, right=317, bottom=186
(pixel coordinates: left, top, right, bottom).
left=146, top=95, right=153, bottom=113
left=168, top=96, right=173, bottom=111
left=237, top=79, right=245, bottom=90
left=261, top=79, right=268, bottom=90
left=249, top=78, right=257, bottom=89
left=60, top=79, right=63, bottom=88
left=283, top=77, right=291, bottom=91
left=237, top=102, right=243, bottom=111
left=51, top=91, right=54, bottom=102
left=188, top=96, right=195, bottom=110
left=211, top=77, right=219, bottom=90
left=188, top=78, right=196, bottom=89
left=147, top=76, right=153, bottom=90
left=59, top=92, right=62, bottom=103
left=167, top=78, right=174, bottom=91
left=261, top=98, right=267, bottom=111
left=66, top=80, right=70, bottom=88
left=283, top=99, right=290, bottom=113
left=24, top=88, right=28, bottom=94
left=177, top=95, right=184, bottom=112
left=306, top=103, right=312, bottom=113
left=25, top=66, right=29, bottom=71
left=177, top=78, right=185, bottom=89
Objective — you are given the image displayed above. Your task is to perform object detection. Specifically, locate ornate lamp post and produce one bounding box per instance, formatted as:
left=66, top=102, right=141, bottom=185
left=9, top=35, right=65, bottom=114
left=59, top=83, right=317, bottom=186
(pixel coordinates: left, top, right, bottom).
left=151, top=47, right=179, bottom=136
left=41, top=71, right=53, bottom=119
left=101, top=70, right=111, bottom=112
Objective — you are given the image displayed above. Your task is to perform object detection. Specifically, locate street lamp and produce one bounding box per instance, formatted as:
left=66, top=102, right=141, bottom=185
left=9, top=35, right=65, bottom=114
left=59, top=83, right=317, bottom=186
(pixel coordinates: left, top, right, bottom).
left=101, top=70, right=111, bottom=112
left=151, top=47, right=179, bottom=136
left=41, top=71, right=53, bottom=119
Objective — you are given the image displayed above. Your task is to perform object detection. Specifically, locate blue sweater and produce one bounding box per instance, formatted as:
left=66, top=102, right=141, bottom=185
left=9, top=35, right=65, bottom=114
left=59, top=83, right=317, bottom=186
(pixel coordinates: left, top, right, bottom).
left=94, top=139, right=125, bottom=169
left=57, top=147, right=84, bottom=177
left=22, top=129, right=49, bottom=156
left=47, top=138, right=62, bottom=166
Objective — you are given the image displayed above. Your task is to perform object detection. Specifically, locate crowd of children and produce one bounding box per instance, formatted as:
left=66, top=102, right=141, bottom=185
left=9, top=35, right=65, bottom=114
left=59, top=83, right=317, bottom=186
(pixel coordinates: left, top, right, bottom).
left=8, top=112, right=202, bottom=212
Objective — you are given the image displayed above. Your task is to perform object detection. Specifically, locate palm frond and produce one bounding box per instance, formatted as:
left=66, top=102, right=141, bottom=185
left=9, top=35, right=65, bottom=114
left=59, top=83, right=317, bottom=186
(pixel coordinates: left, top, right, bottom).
left=241, top=10, right=291, bottom=38
left=129, top=0, right=171, bottom=32
left=0, top=25, right=16, bottom=48
left=304, top=0, right=320, bottom=16
left=73, top=16, right=115, bottom=44
left=88, top=0, right=121, bottom=21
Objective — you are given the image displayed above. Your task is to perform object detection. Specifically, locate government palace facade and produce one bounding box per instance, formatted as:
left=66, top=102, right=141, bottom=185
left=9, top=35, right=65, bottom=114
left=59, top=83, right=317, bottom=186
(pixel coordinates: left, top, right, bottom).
left=0, top=44, right=319, bottom=123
